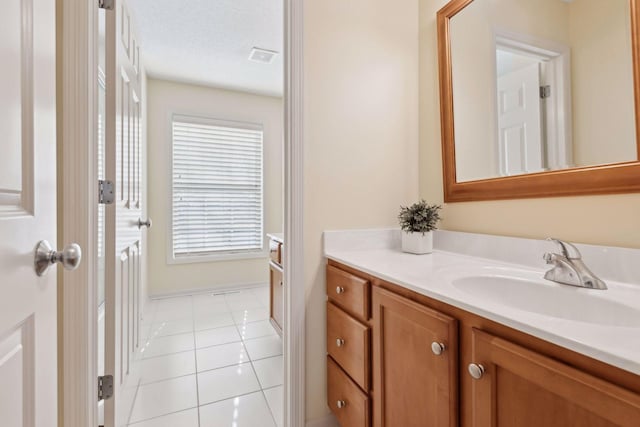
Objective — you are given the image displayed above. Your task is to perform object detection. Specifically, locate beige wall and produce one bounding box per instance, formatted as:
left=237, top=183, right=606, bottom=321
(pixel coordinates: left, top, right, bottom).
left=419, top=0, right=640, bottom=250
left=303, top=0, right=420, bottom=421
left=570, top=0, right=636, bottom=166
left=147, top=79, right=283, bottom=295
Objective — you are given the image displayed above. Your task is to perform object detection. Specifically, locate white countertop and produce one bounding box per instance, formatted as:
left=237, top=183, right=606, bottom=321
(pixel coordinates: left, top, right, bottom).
left=267, top=233, right=283, bottom=244
left=324, top=229, right=640, bottom=376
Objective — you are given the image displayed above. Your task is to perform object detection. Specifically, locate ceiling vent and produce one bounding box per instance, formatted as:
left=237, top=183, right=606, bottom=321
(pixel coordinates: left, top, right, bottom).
left=249, top=47, right=278, bottom=64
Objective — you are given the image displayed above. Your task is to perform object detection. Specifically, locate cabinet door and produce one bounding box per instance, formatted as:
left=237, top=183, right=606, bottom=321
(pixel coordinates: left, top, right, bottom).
left=270, top=262, right=283, bottom=334
left=372, top=287, right=458, bottom=427
left=469, top=328, right=640, bottom=427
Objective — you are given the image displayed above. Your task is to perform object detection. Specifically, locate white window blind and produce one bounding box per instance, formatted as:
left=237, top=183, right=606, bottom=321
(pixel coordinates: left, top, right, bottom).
left=171, top=116, right=264, bottom=259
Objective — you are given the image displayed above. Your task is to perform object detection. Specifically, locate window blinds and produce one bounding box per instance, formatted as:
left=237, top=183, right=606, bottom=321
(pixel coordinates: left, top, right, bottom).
left=172, top=116, right=264, bottom=258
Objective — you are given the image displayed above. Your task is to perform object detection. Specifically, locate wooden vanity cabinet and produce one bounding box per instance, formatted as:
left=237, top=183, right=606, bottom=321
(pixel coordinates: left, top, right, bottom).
left=269, top=237, right=283, bottom=335
left=372, top=287, right=458, bottom=427
left=326, top=260, right=640, bottom=427
left=469, top=328, right=640, bottom=427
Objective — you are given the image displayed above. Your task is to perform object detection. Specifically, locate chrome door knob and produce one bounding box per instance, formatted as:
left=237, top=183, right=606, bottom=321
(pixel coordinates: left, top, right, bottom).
left=431, top=342, right=445, bottom=355
left=137, top=218, right=152, bottom=229
left=336, top=286, right=345, bottom=294
left=336, top=338, right=345, bottom=347
left=336, top=400, right=346, bottom=409
left=468, top=363, right=485, bottom=380
left=34, top=240, right=82, bottom=276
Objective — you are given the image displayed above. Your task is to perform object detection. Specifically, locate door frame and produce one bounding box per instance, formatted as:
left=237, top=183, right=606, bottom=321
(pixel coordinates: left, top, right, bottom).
left=58, top=0, right=306, bottom=426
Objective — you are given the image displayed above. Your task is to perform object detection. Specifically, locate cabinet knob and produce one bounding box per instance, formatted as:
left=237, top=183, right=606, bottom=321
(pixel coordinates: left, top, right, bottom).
left=336, top=286, right=345, bottom=294
left=336, top=400, right=346, bottom=409
left=336, top=338, right=345, bottom=347
left=431, top=342, right=445, bottom=355
left=468, top=363, right=485, bottom=380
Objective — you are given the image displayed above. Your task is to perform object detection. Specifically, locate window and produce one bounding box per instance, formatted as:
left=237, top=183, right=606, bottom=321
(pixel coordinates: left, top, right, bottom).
left=171, top=115, right=264, bottom=261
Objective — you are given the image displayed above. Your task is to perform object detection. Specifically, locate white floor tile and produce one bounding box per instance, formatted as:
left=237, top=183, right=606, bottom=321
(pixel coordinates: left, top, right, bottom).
left=250, top=287, right=270, bottom=302
left=199, top=392, right=276, bottom=427
left=193, top=301, right=230, bottom=317
left=154, top=308, right=193, bottom=322
left=139, top=351, right=196, bottom=384
left=129, top=375, right=198, bottom=423
left=194, top=313, right=235, bottom=331
left=244, top=335, right=283, bottom=361
left=128, top=408, right=199, bottom=427
left=252, top=356, right=283, bottom=389
left=197, top=363, right=260, bottom=405
left=263, top=386, right=283, bottom=427
left=195, top=326, right=241, bottom=349
left=140, top=332, right=194, bottom=359
left=232, top=308, right=270, bottom=325
left=226, top=298, right=265, bottom=311
left=192, top=293, right=227, bottom=304
left=148, top=318, right=193, bottom=337
left=237, top=320, right=278, bottom=341
left=196, top=341, right=249, bottom=372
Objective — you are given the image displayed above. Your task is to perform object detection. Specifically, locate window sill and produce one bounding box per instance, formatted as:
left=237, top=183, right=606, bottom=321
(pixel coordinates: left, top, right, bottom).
left=167, top=250, right=268, bottom=265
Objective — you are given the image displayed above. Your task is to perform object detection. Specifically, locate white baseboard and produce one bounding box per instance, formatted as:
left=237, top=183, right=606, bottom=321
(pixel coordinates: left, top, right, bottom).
left=306, top=414, right=339, bottom=427
left=149, top=281, right=269, bottom=300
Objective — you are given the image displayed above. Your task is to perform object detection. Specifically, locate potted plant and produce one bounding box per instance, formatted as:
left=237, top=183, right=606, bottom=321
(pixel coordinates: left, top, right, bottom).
left=398, top=200, right=442, bottom=254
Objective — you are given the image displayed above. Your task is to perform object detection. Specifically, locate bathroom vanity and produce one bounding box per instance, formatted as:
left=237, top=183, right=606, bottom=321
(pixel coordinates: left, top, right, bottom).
left=268, top=233, right=284, bottom=335
left=324, top=230, right=640, bottom=427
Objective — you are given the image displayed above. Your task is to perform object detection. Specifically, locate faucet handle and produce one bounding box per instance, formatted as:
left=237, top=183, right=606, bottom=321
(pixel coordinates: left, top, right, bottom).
left=546, top=238, right=582, bottom=260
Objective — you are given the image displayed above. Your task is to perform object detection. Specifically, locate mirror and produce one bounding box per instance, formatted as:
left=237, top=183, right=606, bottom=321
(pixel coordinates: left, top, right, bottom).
left=438, top=0, right=640, bottom=201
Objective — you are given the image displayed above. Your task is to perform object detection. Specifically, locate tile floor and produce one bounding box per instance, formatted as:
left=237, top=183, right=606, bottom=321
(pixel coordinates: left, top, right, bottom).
left=129, top=286, right=283, bottom=427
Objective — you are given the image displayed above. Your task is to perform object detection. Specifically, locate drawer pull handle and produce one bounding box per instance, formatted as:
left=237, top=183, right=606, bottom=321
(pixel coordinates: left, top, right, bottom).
left=468, top=363, right=485, bottom=380
left=336, top=338, right=345, bottom=347
left=431, top=342, right=445, bottom=355
left=336, top=286, right=345, bottom=294
left=336, top=400, right=347, bottom=409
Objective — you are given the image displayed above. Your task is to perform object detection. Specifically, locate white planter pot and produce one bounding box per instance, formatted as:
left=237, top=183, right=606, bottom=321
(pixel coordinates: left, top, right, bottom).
left=401, top=231, right=433, bottom=254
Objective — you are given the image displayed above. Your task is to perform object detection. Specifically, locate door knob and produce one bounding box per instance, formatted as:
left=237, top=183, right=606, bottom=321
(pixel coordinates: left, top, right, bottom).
left=137, top=218, right=152, bottom=229
left=34, top=240, right=82, bottom=276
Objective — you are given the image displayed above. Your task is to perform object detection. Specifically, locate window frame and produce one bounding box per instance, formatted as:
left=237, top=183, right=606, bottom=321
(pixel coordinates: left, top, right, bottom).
left=166, top=112, right=267, bottom=265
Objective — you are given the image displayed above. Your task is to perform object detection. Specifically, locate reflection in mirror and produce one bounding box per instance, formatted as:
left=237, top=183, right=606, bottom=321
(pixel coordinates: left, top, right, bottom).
left=450, top=0, right=637, bottom=182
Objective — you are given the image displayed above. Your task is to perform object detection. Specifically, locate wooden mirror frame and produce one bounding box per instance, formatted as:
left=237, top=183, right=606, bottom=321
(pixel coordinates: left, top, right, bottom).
left=437, top=0, right=640, bottom=202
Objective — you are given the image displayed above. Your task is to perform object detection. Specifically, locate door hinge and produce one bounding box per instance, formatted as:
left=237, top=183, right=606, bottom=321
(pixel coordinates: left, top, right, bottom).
left=540, top=85, right=551, bottom=99
left=99, top=180, right=114, bottom=205
left=98, top=375, right=114, bottom=401
left=98, top=0, right=114, bottom=10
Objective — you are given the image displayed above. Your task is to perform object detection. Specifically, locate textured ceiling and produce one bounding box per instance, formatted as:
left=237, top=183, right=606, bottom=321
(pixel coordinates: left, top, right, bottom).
left=127, top=0, right=283, bottom=96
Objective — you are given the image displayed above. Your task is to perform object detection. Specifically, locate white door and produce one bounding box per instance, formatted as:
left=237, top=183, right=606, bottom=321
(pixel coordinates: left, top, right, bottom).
left=0, top=0, right=58, bottom=425
left=104, top=1, right=144, bottom=425
left=497, top=62, right=545, bottom=176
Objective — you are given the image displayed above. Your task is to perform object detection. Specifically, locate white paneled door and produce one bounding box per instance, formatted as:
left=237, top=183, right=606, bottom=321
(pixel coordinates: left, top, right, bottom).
left=104, top=1, right=144, bottom=425
left=497, top=62, right=545, bottom=176
left=0, top=0, right=57, bottom=426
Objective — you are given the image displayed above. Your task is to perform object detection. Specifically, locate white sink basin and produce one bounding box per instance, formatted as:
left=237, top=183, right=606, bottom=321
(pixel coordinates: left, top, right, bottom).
left=451, top=273, right=640, bottom=327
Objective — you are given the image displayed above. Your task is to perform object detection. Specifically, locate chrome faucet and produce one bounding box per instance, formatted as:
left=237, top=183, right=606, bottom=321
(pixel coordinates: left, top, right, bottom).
left=543, top=238, right=607, bottom=290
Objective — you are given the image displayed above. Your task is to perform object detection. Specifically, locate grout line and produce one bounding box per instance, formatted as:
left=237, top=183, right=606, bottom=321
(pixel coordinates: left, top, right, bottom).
left=133, top=292, right=278, bottom=426
left=189, top=296, right=202, bottom=427
left=226, top=293, right=280, bottom=427
left=128, top=406, right=199, bottom=426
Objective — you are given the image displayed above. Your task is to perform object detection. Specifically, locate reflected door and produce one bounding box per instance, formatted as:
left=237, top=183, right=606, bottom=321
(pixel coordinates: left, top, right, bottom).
left=104, top=0, right=144, bottom=425
left=497, top=62, right=544, bottom=176
left=0, top=0, right=58, bottom=425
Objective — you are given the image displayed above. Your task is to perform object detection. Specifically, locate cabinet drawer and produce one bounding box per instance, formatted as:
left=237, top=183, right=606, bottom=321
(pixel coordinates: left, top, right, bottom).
left=328, top=356, right=371, bottom=427
left=326, top=265, right=370, bottom=320
left=269, top=240, right=282, bottom=266
left=327, top=302, right=370, bottom=390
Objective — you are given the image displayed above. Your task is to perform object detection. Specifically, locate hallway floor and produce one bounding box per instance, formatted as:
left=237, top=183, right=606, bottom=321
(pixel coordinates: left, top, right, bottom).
left=129, top=286, right=283, bottom=427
